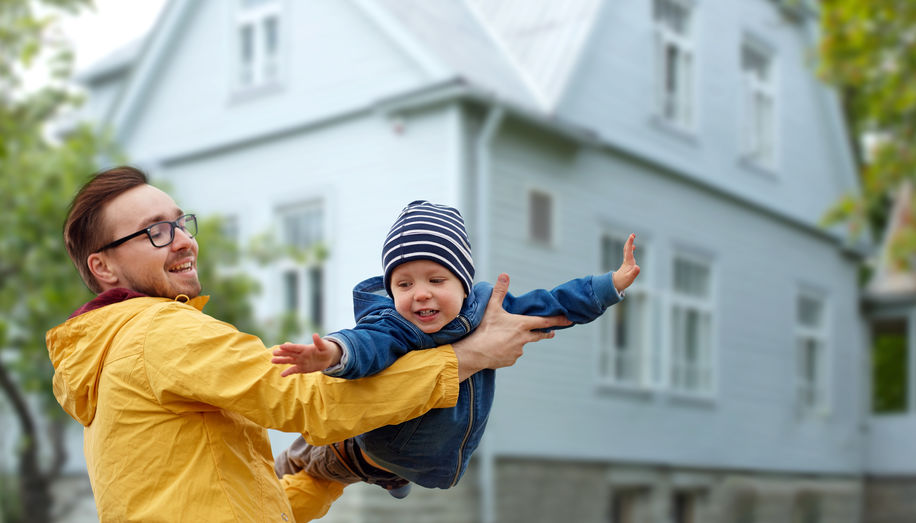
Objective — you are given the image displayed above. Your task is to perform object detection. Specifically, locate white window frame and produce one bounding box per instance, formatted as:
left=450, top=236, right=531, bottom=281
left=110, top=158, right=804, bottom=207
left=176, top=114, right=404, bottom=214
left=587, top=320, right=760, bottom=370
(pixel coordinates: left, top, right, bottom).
left=234, top=0, right=283, bottom=91
left=796, top=289, right=830, bottom=417
left=740, top=39, right=778, bottom=169
left=597, top=230, right=655, bottom=390
left=277, top=200, right=326, bottom=331
left=668, top=251, right=716, bottom=397
left=654, top=0, right=696, bottom=131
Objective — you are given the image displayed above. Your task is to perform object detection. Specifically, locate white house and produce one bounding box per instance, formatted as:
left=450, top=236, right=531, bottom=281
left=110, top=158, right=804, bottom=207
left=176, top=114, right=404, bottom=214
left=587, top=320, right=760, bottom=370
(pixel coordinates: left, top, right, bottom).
left=53, top=0, right=914, bottom=521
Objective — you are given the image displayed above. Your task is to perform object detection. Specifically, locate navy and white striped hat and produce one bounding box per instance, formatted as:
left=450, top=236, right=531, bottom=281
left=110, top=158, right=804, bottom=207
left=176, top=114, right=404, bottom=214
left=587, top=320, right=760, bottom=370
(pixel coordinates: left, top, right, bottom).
left=382, top=200, right=474, bottom=297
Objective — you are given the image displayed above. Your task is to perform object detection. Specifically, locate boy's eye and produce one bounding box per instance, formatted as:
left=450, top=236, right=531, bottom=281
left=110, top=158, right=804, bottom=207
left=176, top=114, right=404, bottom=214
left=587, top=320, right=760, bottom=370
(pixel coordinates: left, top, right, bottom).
left=430, top=278, right=445, bottom=284
left=397, top=281, right=411, bottom=289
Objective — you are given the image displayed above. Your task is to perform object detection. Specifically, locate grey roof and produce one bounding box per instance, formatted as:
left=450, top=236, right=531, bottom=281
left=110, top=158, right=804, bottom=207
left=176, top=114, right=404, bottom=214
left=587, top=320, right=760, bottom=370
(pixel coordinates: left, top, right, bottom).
left=370, top=0, right=603, bottom=112
left=372, top=0, right=538, bottom=107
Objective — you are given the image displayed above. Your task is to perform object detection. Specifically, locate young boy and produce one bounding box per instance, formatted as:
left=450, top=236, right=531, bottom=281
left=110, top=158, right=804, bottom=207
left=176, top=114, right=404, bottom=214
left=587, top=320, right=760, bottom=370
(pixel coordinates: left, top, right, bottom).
left=272, top=200, right=639, bottom=498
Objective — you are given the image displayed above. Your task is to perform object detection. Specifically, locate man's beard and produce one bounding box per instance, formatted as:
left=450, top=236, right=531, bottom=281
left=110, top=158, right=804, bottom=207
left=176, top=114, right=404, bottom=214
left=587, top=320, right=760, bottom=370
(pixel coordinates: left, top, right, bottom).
left=124, top=268, right=201, bottom=299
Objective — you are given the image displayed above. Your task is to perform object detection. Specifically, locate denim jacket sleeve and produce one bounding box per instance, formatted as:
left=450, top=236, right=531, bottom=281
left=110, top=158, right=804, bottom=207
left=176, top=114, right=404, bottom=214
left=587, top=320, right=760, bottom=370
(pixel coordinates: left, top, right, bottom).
left=500, top=272, right=622, bottom=326
left=324, top=311, right=438, bottom=380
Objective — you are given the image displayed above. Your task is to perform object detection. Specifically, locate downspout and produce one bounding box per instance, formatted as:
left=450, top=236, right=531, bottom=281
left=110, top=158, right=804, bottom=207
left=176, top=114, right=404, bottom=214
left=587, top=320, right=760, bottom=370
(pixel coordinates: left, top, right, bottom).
left=475, top=105, right=504, bottom=523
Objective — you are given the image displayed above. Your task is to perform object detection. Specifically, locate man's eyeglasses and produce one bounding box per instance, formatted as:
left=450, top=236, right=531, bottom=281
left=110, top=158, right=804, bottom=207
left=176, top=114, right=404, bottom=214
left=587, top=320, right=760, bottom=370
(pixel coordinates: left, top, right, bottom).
left=96, top=214, right=198, bottom=252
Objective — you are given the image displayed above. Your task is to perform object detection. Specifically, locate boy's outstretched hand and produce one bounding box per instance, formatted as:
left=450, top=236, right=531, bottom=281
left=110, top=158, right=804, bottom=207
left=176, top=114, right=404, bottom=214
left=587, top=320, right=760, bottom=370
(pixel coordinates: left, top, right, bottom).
left=271, top=333, right=343, bottom=377
left=612, top=233, right=640, bottom=293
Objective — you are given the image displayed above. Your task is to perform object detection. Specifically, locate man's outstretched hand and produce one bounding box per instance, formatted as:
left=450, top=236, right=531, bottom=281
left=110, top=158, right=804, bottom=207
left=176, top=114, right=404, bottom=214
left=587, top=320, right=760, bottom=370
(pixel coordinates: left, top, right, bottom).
left=452, top=273, right=571, bottom=381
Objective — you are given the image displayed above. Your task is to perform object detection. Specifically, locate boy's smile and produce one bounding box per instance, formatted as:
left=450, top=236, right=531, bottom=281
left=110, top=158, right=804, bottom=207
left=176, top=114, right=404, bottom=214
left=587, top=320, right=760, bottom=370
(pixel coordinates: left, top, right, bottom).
left=390, top=259, right=467, bottom=333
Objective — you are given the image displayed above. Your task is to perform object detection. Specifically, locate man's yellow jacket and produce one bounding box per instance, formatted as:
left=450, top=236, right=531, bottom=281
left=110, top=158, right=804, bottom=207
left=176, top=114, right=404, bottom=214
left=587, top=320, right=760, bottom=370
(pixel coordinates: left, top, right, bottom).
left=46, top=294, right=459, bottom=522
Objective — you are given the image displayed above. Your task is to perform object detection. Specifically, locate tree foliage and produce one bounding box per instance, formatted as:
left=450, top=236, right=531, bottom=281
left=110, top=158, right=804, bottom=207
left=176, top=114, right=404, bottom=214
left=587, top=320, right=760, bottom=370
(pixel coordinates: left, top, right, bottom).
left=819, top=0, right=916, bottom=268
left=0, top=1, right=259, bottom=520
left=1, top=0, right=99, bottom=520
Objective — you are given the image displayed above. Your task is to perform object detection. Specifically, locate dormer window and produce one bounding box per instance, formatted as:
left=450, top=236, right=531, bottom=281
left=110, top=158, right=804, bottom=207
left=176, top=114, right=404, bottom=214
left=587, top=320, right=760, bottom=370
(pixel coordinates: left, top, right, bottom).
left=236, top=0, right=282, bottom=90
left=653, top=0, right=695, bottom=130
left=741, top=41, right=777, bottom=168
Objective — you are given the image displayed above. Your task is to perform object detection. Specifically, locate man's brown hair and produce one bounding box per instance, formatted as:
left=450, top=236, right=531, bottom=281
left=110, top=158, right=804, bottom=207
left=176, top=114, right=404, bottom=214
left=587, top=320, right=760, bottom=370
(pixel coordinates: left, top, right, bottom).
left=65, top=166, right=149, bottom=293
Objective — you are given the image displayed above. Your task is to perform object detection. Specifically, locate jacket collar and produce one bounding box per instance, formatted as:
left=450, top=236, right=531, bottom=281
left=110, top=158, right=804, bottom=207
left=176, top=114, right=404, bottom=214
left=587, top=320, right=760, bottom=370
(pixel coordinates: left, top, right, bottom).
left=69, top=288, right=148, bottom=319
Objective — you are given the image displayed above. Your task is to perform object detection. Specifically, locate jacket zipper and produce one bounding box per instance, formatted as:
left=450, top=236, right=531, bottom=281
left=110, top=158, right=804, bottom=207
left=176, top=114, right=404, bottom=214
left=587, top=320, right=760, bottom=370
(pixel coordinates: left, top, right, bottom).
left=458, top=315, right=471, bottom=333
left=451, top=373, right=475, bottom=487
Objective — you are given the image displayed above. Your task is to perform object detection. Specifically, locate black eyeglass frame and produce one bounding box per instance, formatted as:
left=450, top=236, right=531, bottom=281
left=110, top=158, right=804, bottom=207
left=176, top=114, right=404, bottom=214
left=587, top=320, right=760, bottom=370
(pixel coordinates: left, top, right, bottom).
left=96, top=214, right=198, bottom=252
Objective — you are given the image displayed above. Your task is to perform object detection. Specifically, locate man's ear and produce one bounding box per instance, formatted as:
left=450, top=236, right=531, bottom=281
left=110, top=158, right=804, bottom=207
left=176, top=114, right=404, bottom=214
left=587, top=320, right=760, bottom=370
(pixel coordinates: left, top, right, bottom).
left=87, top=252, right=119, bottom=287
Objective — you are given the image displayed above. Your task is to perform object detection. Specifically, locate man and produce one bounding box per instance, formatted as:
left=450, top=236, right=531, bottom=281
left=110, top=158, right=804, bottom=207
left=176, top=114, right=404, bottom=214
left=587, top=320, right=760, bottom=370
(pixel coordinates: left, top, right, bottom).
left=46, top=166, right=568, bottom=522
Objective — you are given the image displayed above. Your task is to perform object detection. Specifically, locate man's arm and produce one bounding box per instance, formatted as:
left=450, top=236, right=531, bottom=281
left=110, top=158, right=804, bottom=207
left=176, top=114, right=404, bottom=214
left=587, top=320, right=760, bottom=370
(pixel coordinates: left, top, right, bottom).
left=146, top=273, right=567, bottom=444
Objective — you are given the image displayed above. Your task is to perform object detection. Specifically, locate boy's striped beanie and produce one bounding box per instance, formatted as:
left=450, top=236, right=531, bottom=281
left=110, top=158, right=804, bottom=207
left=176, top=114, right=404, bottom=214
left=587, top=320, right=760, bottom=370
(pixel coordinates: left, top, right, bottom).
left=382, top=200, right=474, bottom=297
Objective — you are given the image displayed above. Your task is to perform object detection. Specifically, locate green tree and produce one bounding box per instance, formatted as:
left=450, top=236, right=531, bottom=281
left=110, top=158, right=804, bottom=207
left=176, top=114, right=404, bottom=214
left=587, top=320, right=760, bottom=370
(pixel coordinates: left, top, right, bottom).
left=1, top=1, right=99, bottom=520
left=818, top=0, right=916, bottom=268
left=0, top=2, right=263, bottom=521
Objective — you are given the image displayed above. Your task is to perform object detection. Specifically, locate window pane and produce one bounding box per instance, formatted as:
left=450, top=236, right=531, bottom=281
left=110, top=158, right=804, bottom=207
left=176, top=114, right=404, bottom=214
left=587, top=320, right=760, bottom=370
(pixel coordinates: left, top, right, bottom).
left=674, top=258, right=710, bottom=298
left=263, top=16, right=279, bottom=81
left=742, top=45, right=770, bottom=81
left=283, top=204, right=324, bottom=249
left=797, top=295, right=823, bottom=328
left=793, top=493, right=820, bottom=523
left=529, top=191, right=552, bottom=244
left=239, top=24, right=254, bottom=85
left=308, top=265, right=324, bottom=329
left=283, top=270, right=299, bottom=312
left=611, top=488, right=648, bottom=523
left=655, top=0, right=689, bottom=35
left=872, top=318, right=908, bottom=413
left=602, top=236, right=626, bottom=272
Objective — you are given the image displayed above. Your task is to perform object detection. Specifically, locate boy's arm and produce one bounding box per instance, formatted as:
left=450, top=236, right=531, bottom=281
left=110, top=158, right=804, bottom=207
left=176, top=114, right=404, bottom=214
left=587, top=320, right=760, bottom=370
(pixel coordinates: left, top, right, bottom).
left=322, top=316, right=431, bottom=380
left=503, top=234, right=639, bottom=325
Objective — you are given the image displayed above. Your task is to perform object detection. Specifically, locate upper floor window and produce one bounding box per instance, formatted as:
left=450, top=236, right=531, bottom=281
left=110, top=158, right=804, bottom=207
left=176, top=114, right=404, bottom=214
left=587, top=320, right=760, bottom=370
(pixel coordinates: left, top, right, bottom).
left=599, top=232, right=652, bottom=388
left=528, top=189, right=554, bottom=246
left=236, top=0, right=282, bottom=90
left=796, top=291, right=829, bottom=415
left=670, top=253, right=714, bottom=395
left=654, top=0, right=695, bottom=130
left=741, top=42, right=776, bottom=168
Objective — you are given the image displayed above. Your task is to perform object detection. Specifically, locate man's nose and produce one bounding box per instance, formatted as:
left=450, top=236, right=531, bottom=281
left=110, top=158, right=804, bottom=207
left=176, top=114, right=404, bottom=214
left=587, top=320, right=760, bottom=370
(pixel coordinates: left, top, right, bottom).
left=171, top=226, right=195, bottom=250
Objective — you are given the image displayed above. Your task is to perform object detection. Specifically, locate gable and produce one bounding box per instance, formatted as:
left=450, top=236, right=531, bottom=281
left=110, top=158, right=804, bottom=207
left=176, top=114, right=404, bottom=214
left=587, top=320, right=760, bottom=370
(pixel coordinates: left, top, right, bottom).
left=109, top=0, right=443, bottom=162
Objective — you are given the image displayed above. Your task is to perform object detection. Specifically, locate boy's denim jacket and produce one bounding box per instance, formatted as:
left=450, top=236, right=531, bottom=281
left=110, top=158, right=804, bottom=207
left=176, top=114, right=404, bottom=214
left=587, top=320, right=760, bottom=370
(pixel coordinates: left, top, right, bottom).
left=324, top=273, right=621, bottom=488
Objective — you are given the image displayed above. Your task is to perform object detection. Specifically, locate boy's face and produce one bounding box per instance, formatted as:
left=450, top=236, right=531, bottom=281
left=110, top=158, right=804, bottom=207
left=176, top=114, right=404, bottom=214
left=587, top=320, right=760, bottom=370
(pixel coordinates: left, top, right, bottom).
left=390, top=259, right=466, bottom=334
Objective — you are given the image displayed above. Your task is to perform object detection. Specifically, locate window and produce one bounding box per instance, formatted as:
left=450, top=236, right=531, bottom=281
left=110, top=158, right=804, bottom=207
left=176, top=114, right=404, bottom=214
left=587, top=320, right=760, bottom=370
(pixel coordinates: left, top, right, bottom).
left=236, top=0, right=282, bottom=90
left=671, top=490, right=704, bottom=523
left=796, top=291, right=828, bottom=415
left=793, top=492, right=821, bottom=523
left=599, top=233, right=651, bottom=387
left=730, top=490, right=757, bottom=523
left=528, top=190, right=554, bottom=245
left=279, top=201, right=325, bottom=330
left=871, top=318, right=908, bottom=413
left=654, top=0, right=695, bottom=129
left=670, top=254, right=714, bottom=395
left=741, top=42, right=776, bottom=167
left=610, top=488, right=650, bottom=523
